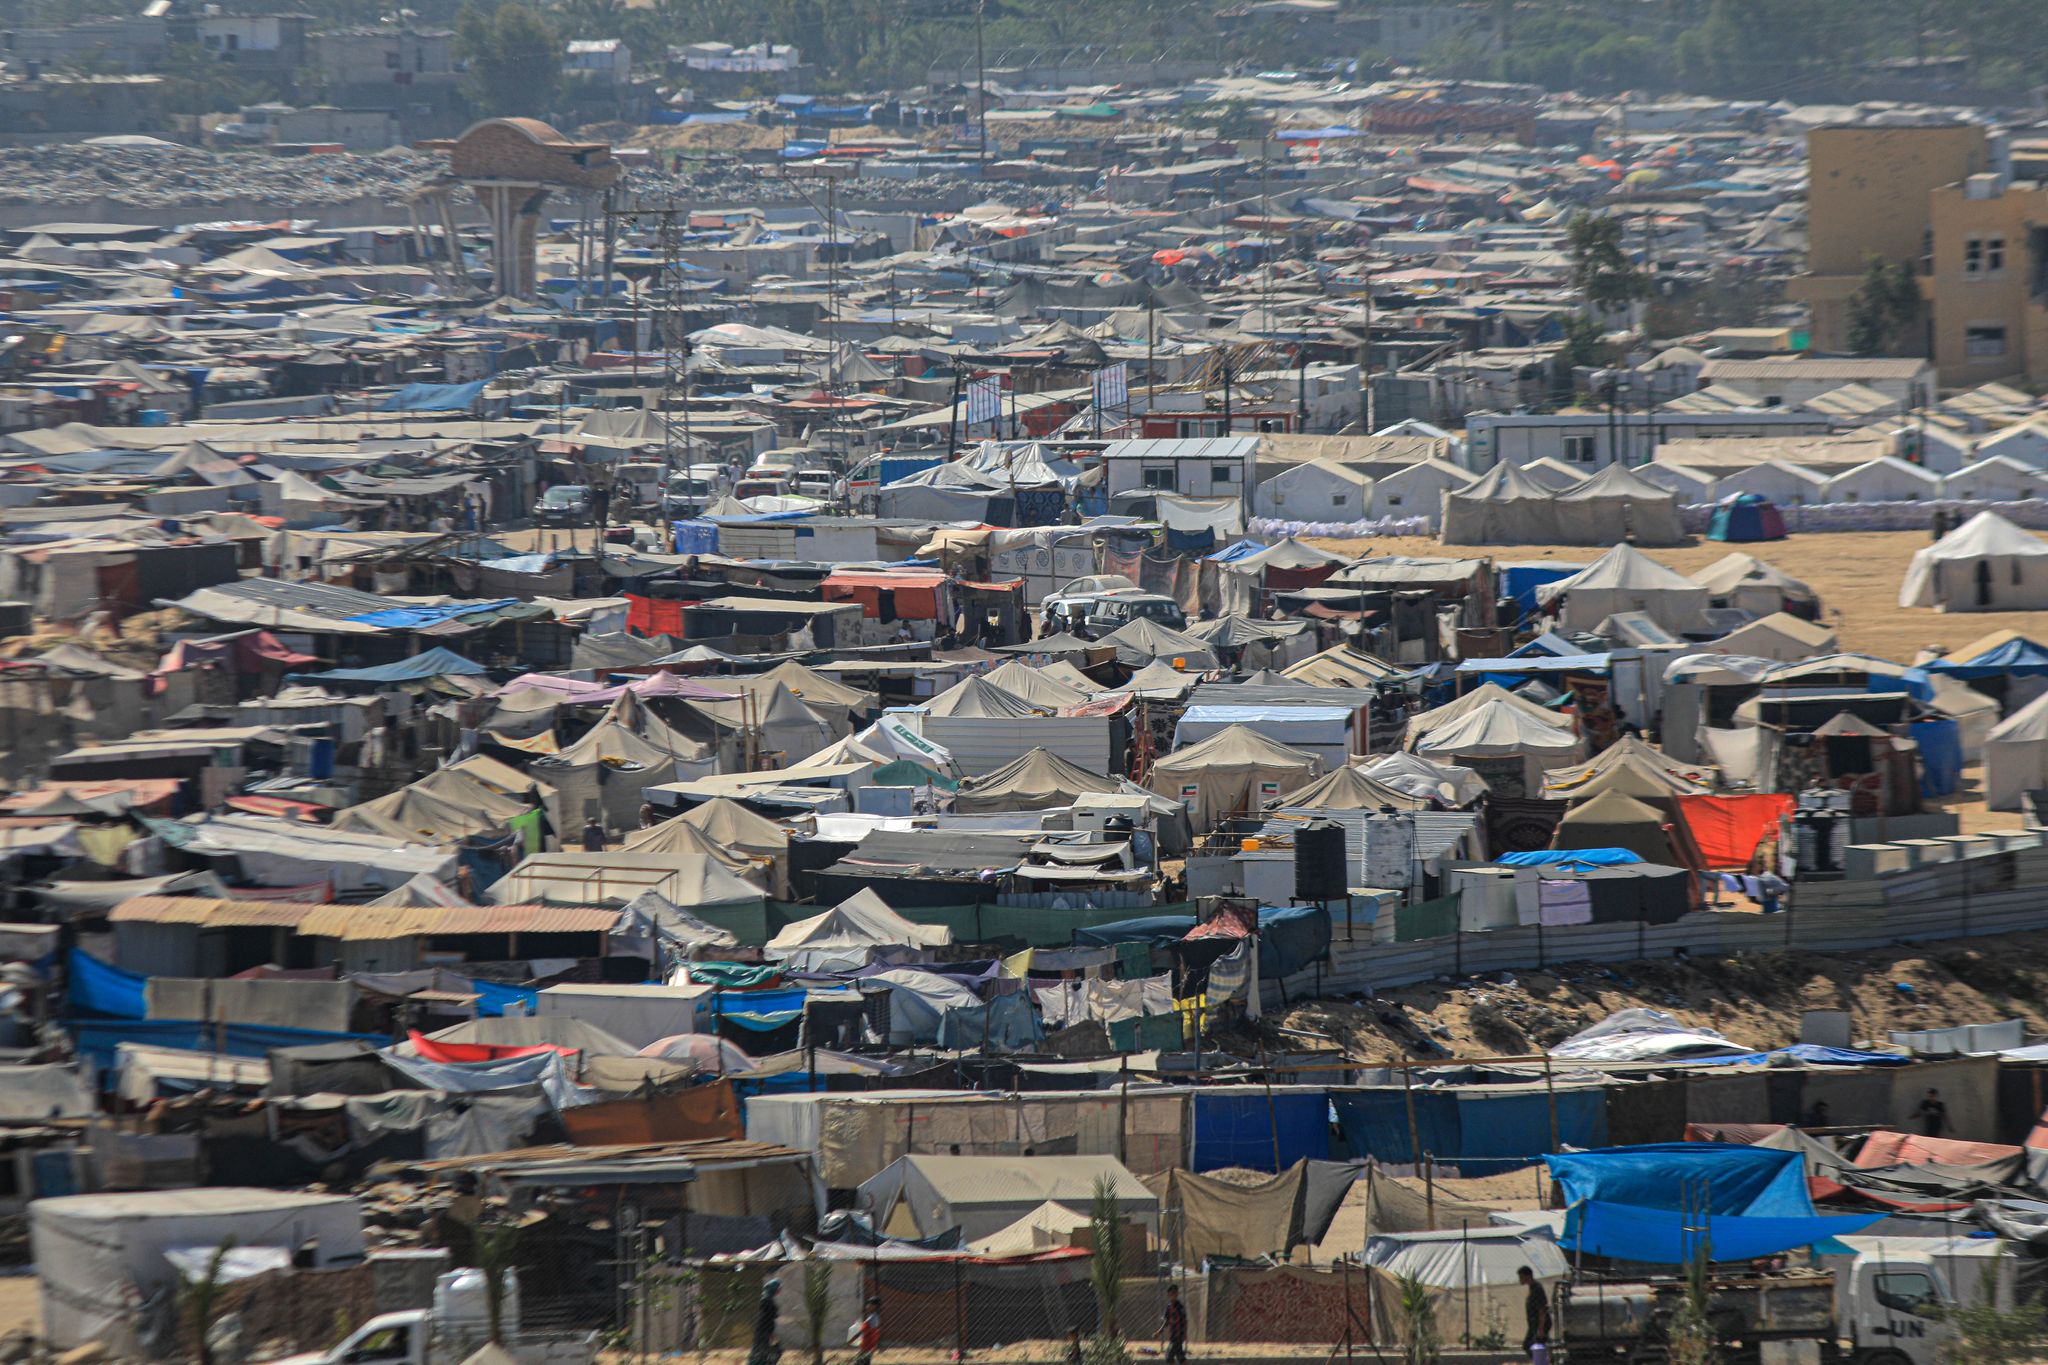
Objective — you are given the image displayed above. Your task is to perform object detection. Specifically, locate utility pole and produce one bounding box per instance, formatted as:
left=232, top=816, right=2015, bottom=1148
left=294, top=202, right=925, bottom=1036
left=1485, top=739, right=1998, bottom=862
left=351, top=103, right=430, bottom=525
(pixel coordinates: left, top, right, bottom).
left=604, top=198, right=696, bottom=476
left=975, top=0, right=989, bottom=177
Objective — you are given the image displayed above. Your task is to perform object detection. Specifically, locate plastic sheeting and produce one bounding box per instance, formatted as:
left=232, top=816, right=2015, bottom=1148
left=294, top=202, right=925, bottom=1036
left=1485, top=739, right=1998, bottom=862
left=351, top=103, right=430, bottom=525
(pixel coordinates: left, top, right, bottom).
left=1547, top=1143, right=1813, bottom=1216
left=1563, top=1200, right=1883, bottom=1263
left=379, top=1047, right=590, bottom=1110
left=68, top=949, right=145, bottom=1018
left=1330, top=1085, right=1607, bottom=1167
left=1675, top=793, right=1793, bottom=869
left=1192, top=1088, right=1329, bottom=1172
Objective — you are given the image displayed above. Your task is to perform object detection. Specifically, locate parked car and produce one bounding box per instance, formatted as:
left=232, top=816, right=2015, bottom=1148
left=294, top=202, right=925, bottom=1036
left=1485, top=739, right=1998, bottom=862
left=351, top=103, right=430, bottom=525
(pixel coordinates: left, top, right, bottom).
left=532, top=484, right=593, bottom=526
left=661, top=465, right=723, bottom=519
left=1041, top=574, right=1140, bottom=612
left=1083, top=589, right=1186, bottom=636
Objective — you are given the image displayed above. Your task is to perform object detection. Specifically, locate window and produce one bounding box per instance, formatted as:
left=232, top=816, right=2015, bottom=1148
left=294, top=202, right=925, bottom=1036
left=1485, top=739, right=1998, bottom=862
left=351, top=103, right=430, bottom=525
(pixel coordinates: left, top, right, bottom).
left=1211, top=463, right=1239, bottom=483
left=1562, top=435, right=1597, bottom=464
left=1873, top=1272, right=1939, bottom=1318
left=1966, top=237, right=1984, bottom=274
left=1332, top=493, right=1348, bottom=507
left=1967, top=324, right=2008, bottom=357
left=1140, top=467, right=1175, bottom=490
left=1989, top=236, right=2007, bottom=272
left=1387, top=494, right=1404, bottom=507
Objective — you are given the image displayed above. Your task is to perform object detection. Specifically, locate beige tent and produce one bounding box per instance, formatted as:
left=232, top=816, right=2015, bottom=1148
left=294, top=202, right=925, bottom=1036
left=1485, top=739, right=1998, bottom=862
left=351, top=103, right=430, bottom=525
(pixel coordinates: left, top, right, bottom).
left=922, top=673, right=1049, bottom=718
left=1283, top=645, right=1404, bottom=688
left=1985, top=690, right=2048, bottom=810
left=1694, top=552, right=1820, bottom=616
left=1900, top=510, right=2048, bottom=612
left=1412, top=697, right=1584, bottom=795
left=1552, top=788, right=1694, bottom=867
left=673, top=796, right=791, bottom=895
left=1540, top=736, right=1713, bottom=796
left=1534, top=545, right=1708, bottom=633
left=1405, top=682, right=1576, bottom=749
left=533, top=691, right=710, bottom=836
left=954, top=747, right=1122, bottom=814
left=1277, top=764, right=1428, bottom=811
left=1550, top=462, right=1685, bottom=546
left=1706, top=612, right=1837, bottom=662
left=1149, top=724, right=1320, bottom=827
left=981, top=659, right=1088, bottom=710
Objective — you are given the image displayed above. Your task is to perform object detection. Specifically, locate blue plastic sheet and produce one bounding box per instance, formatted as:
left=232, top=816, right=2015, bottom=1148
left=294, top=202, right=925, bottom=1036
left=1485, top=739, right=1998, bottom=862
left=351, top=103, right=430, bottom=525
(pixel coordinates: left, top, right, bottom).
left=71, top=1019, right=380, bottom=1074
left=1258, top=904, right=1331, bottom=979
left=673, top=520, right=718, bottom=555
left=1329, top=1087, right=1606, bottom=1166
left=1563, top=1200, right=1885, bottom=1264
left=1927, top=637, right=2048, bottom=679
left=68, top=949, right=146, bottom=1019
left=1498, top=848, right=1642, bottom=867
left=1193, top=1090, right=1330, bottom=1172
left=936, top=993, right=1043, bottom=1052
left=1330, top=1089, right=1459, bottom=1164
left=380, top=380, right=487, bottom=412
left=713, top=987, right=806, bottom=1020
left=1685, top=1044, right=1909, bottom=1068
left=1547, top=1143, right=1814, bottom=1217
left=1913, top=717, right=1962, bottom=798
left=467, top=978, right=540, bottom=1018
left=1073, top=915, right=1197, bottom=946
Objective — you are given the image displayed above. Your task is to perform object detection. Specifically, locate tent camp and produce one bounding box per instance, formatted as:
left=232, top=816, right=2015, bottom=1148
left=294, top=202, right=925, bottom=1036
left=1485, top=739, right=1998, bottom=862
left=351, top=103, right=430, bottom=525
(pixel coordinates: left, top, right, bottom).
left=531, top=692, right=709, bottom=835
left=921, top=674, right=1050, bottom=719
left=953, top=746, right=1122, bottom=813
left=765, top=888, right=953, bottom=972
left=1984, top=690, right=2048, bottom=810
left=1551, top=463, right=1685, bottom=546
left=1364, top=1228, right=1569, bottom=1346
left=1413, top=697, right=1585, bottom=796
left=1099, top=617, right=1221, bottom=669
left=1149, top=724, right=1320, bottom=827
left=859, top=1153, right=1157, bottom=1241
left=1541, top=736, right=1713, bottom=797
left=1899, top=511, right=2048, bottom=613
left=1535, top=545, right=1709, bottom=634
left=673, top=797, right=791, bottom=891
left=1439, top=461, right=1562, bottom=545
left=1694, top=552, right=1819, bottom=617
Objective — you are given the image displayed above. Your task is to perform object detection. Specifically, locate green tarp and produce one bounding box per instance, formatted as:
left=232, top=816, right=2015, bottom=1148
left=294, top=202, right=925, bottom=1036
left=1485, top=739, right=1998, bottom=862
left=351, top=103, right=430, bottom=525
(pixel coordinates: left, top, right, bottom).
left=1394, top=892, right=1462, bottom=943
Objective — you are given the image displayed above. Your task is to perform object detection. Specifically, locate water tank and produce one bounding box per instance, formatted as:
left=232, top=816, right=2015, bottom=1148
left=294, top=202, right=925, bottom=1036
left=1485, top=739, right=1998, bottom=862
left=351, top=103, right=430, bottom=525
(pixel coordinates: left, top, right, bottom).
left=1294, top=820, right=1348, bottom=902
left=1363, top=808, right=1416, bottom=890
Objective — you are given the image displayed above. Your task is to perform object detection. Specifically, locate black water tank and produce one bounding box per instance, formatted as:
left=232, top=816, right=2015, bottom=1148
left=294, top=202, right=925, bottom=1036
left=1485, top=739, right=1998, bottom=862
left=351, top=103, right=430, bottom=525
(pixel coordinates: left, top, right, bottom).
left=1294, top=820, right=1347, bottom=902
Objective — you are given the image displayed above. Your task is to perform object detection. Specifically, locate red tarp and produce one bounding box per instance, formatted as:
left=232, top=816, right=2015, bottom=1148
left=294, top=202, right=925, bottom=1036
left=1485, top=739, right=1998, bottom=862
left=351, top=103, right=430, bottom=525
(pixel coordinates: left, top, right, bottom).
left=626, top=593, right=687, bottom=638
left=1675, top=793, right=1794, bottom=869
left=408, top=1030, right=576, bottom=1064
left=1855, top=1130, right=2023, bottom=1169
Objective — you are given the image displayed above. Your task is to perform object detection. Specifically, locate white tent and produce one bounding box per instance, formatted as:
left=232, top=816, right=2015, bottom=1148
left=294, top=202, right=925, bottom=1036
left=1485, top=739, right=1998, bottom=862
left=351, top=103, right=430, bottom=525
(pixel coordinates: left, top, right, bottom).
left=1693, top=552, right=1820, bottom=616
left=1551, top=463, right=1685, bottom=546
left=1899, top=511, right=2048, bottom=612
left=535, top=982, right=714, bottom=1050
left=1412, top=696, right=1585, bottom=794
left=1363, top=1227, right=1570, bottom=1345
left=1984, top=689, right=2048, bottom=810
left=766, top=888, right=952, bottom=972
left=1535, top=544, right=1709, bottom=633
left=1362, top=751, right=1490, bottom=807
left=859, top=1153, right=1157, bottom=1241
left=1404, top=682, right=1576, bottom=748
left=968, top=1198, right=1095, bottom=1255
left=1439, top=461, right=1561, bottom=545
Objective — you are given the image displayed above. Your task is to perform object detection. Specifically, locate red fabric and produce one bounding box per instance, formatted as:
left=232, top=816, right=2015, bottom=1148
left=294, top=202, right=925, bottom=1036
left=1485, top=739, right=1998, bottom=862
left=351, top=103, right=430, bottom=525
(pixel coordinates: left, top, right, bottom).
left=408, top=1030, right=574, bottom=1064
left=1681, top=1123, right=1786, bottom=1144
left=1675, top=793, right=1794, bottom=868
left=1262, top=564, right=1337, bottom=592
left=1854, top=1130, right=2022, bottom=1169
left=626, top=593, right=685, bottom=637
left=1183, top=903, right=1257, bottom=941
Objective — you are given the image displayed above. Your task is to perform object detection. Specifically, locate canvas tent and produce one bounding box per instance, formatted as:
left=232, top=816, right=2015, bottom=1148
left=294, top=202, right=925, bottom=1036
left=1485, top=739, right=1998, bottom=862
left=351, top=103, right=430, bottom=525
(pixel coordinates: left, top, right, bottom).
left=1364, top=1228, right=1569, bottom=1346
left=981, top=659, right=1089, bottom=709
left=1278, top=764, right=1428, bottom=811
left=1694, top=552, right=1819, bottom=617
left=765, top=888, right=953, bottom=972
left=1899, top=511, right=2048, bottom=613
left=1439, top=461, right=1563, bottom=545
left=859, top=1153, right=1157, bottom=1241
left=1984, top=690, right=2048, bottom=811
left=531, top=692, right=709, bottom=835
left=1364, top=751, right=1491, bottom=806
left=1551, top=463, right=1685, bottom=546
left=1405, top=682, right=1576, bottom=748
left=1535, top=545, right=1709, bottom=634
left=1541, top=736, right=1712, bottom=797
left=1551, top=789, right=1693, bottom=867
left=921, top=674, right=1049, bottom=719
left=1149, top=724, right=1320, bottom=827
left=954, top=747, right=1123, bottom=813
left=1413, top=697, right=1585, bottom=795
left=1707, top=612, right=1837, bottom=662
left=1099, top=617, right=1222, bottom=669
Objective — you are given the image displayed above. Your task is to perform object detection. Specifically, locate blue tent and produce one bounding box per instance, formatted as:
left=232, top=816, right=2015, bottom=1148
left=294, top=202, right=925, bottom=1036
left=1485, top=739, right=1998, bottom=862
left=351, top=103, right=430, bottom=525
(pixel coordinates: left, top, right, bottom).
left=1926, top=636, right=2048, bottom=679
left=289, top=646, right=488, bottom=686
left=1708, top=494, right=1787, bottom=542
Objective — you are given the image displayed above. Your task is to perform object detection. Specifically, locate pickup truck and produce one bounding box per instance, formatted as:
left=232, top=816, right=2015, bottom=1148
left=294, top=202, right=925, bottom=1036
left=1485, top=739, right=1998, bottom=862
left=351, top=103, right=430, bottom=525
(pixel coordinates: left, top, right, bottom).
left=1559, top=1241, right=2008, bottom=1365
left=268, top=1308, right=599, bottom=1365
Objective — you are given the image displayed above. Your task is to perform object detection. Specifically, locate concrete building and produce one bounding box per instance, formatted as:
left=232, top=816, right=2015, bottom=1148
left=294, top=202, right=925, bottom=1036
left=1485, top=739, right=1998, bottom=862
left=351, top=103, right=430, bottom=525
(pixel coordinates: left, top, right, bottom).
left=1926, top=174, right=2048, bottom=389
left=1, top=15, right=167, bottom=73
left=1466, top=409, right=1833, bottom=471
left=307, top=26, right=456, bottom=89
left=1786, top=123, right=1990, bottom=353
left=1694, top=357, right=1937, bottom=410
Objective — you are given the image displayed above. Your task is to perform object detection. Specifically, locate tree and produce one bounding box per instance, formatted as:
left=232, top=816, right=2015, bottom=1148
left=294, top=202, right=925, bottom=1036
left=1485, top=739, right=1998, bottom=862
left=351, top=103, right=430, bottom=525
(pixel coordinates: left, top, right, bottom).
left=474, top=1217, right=521, bottom=1346
left=457, top=1, right=560, bottom=118
left=1559, top=313, right=1609, bottom=372
left=1939, top=1245, right=2048, bottom=1365
left=178, top=1238, right=236, bottom=1365
left=1396, top=1274, right=1440, bottom=1365
left=1566, top=213, right=1649, bottom=316
left=1666, top=1223, right=1717, bottom=1365
left=801, top=1261, right=832, bottom=1365
left=1846, top=254, right=1922, bottom=356
left=1086, top=1175, right=1130, bottom=1365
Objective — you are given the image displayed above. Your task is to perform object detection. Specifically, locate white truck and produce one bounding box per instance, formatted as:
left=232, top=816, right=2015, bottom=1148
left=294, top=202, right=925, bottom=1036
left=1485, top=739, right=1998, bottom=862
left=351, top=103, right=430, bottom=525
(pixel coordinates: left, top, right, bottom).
left=268, top=1269, right=598, bottom=1365
left=1561, top=1239, right=2023, bottom=1365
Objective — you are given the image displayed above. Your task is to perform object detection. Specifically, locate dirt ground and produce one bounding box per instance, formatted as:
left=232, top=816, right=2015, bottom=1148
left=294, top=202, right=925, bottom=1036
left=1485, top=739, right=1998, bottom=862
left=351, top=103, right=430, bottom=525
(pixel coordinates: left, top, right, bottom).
left=1302, top=528, right=2039, bottom=665
left=0, top=1275, right=39, bottom=1338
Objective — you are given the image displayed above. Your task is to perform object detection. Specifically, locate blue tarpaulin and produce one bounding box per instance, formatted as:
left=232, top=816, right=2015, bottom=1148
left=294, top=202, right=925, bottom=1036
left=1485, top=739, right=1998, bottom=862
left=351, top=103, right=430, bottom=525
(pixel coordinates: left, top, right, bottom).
left=1548, top=1143, right=1813, bottom=1217
left=344, top=600, right=518, bottom=629
left=673, top=520, right=719, bottom=555
left=1330, top=1086, right=1607, bottom=1167
left=71, top=1019, right=380, bottom=1074
left=1499, top=564, right=1583, bottom=615
left=380, top=380, right=487, bottom=412
left=1685, top=1044, right=1909, bottom=1067
left=1258, top=904, right=1330, bottom=979
left=1073, top=915, right=1197, bottom=946
left=714, top=987, right=807, bottom=1019
left=1193, top=1089, right=1330, bottom=1172
left=68, top=949, right=146, bottom=1019
left=936, top=993, right=1044, bottom=1051
left=1498, top=849, right=1642, bottom=867
left=290, top=645, right=489, bottom=684
left=1927, top=637, right=2048, bottom=679
left=468, top=977, right=540, bottom=1018
left=1564, top=1200, right=1884, bottom=1263
left=1913, top=717, right=1962, bottom=797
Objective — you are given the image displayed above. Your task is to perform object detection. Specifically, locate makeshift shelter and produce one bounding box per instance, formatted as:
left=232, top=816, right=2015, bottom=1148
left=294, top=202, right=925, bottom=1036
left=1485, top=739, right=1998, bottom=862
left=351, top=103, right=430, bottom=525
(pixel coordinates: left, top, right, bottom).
left=1406, top=682, right=1577, bottom=749
left=1439, top=461, right=1562, bottom=545
left=290, top=646, right=488, bottom=689
left=1900, top=511, right=2048, bottom=612
left=1535, top=545, right=1709, bottom=634
left=531, top=691, right=708, bottom=835
left=1278, top=764, right=1428, bottom=811
left=953, top=746, right=1123, bottom=813
left=859, top=1153, right=1157, bottom=1241
left=1099, top=617, right=1221, bottom=669
left=32, top=1189, right=366, bottom=1350
left=1985, top=690, right=2048, bottom=811
left=1541, top=737, right=1713, bottom=797
left=765, top=888, right=953, bottom=972
left=1707, top=612, right=1837, bottom=661
left=1694, top=552, right=1819, bottom=617
left=759, top=660, right=877, bottom=725
left=1149, top=724, right=1320, bottom=827
left=1364, top=751, right=1490, bottom=806
left=1551, top=463, right=1685, bottom=546
left=674, top=797, right=790, bottom=891
left=968, top=1199, right=1095, bottom=1256
left=1364, top=1228, right=1570, bottom=1346
left=1707, top=493, right=1787, bottom=542
left=1552, top=789, right=1695, bottom=868
left=981, top=658, right=1089, bottom=709
left=920, top=674, right=1049, bottom=719
left=1413, top=697, right=1585, bottom=797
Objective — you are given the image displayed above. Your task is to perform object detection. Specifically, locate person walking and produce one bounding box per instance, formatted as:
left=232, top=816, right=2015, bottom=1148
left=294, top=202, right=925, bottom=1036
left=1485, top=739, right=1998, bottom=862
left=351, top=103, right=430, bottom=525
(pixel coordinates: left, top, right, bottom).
left=1160, top=1283, right=1188, bottom=1364
left=747, top=1278, right=781, bottom=1365
left=1520, top=1266, right=1551, bottom=1361
left=849, top=1296, right=880, bottom=1365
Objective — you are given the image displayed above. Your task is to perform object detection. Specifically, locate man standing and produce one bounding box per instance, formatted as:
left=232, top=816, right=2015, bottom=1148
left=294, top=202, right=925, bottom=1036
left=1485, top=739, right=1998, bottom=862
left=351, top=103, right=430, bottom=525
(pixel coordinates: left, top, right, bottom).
left=747, top=1278, right=780, bottom=1365
left=1520, top=1266, right=1551, bottom=1360
left=1916, top=1088, right=1949, bottom=1137
left=1161, top=1283, right=1188, bottom=1364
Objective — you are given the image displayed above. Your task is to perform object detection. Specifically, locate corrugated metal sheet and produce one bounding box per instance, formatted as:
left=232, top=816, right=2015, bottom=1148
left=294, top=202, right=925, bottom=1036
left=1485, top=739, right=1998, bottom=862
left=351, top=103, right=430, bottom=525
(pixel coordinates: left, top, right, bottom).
left=112, top=895, right=618, bottom=940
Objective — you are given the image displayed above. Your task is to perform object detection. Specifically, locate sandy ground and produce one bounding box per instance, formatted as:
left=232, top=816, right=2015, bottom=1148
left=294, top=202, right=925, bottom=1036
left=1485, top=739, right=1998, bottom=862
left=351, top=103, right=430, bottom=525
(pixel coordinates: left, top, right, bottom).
left=0, top=1274, right=39, bottom=1338
left=1302, top=529, right=2039, bottom=665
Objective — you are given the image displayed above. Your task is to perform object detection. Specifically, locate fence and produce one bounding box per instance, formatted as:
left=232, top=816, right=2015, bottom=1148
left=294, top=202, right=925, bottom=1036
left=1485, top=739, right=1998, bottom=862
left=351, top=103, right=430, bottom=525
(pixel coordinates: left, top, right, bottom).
left=1261, top=839, right=2048, bottom=1009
